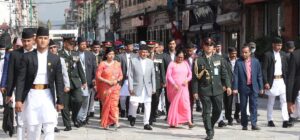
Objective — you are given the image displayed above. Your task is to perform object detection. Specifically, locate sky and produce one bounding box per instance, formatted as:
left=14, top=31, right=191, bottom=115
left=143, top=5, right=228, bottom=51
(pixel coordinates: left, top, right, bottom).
left=35, top=0, right=69, bottom=26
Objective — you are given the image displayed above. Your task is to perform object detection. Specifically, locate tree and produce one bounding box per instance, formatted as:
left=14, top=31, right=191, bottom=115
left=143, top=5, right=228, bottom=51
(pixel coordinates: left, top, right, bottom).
left=38, top=20, right=46, bottom=27
left=47, top=20, right=52, bottom=29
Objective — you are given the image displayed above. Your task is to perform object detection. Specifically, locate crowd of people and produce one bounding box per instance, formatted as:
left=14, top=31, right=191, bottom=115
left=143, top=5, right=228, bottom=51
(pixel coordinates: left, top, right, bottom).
left=0, top=26, right=299, bottom=140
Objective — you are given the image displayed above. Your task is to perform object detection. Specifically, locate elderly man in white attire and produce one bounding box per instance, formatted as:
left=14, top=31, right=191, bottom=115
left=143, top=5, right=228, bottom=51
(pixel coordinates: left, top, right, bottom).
left=128, top=44, right=156, bottom=130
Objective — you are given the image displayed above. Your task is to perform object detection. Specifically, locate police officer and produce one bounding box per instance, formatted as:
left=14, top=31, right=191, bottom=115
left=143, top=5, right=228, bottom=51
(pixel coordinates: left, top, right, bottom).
left=192, top=37, right=231, bottom=140
left=59, top=35, right=87, bottom=131
left=147, top=41, right=166, bottom=125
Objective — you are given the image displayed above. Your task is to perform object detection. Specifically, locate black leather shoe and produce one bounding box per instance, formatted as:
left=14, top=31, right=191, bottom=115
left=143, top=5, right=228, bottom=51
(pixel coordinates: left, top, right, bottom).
left=130, top=117, right=136, bottom=127
left=128, top=115, right=132, bottom=121
left=54, top=127, right=60, bottom=133
left=88, top=112, right=94, bottom=117
left=242, top=126, right=248, bottom=130
left=74, top=121, right=81, bottom=128
left=218, top=121, right=226, bottom=127
left=268, top=121, right=275, bottom=127
left=289, top=117, right=296, bottom=126
left=144, top=124, right=153, bottom=130
left=251, top=126, right=261, bottom=130
left=120, top=110, right=126, bottom=118
left=282, top=121, right=293, bottom=128
left=205, top=134, right=213, bottom=140
left=64, top=126, right=72, bottom=131
left=228, top=120, right=233, bottom=126
left=235, top=118, right=241, bottom=123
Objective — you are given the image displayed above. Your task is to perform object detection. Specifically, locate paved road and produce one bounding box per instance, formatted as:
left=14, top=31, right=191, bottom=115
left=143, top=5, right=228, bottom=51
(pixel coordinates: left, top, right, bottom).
left=0, top=98, right=300, bottom=140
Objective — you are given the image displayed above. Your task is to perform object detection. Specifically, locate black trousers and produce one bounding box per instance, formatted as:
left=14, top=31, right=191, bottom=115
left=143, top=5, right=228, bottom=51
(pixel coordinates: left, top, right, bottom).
left=164, top=87, right=170, bottom=117
left=61, top=88, right=83, bottom=127
left=150, top=88, right=162, bottom=121
left=200, top=94, right=223, bottom=135
left=223, top=92, right=233, bottom=122
left=189, top=85, right=195, bottom=122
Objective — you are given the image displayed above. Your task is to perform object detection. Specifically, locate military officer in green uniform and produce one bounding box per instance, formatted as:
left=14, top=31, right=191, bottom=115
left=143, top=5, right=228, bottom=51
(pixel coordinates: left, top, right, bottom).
left=59, top=35, right=87, bottom=131
left=192, top=37, right=232, bottom=140
left=147, top=41, right=166, bottom=125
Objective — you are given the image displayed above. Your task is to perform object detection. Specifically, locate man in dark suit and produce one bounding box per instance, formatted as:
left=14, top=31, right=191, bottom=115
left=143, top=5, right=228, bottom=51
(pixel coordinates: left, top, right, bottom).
left=147, top=41, right=166, bottom=125
left=226, top=47, right=241, bottom=124
left=285, top=41, right=295, bottom=60
left=222, top=47, right=239, bottom=126
left=287, top=48, right=300, bottom=122
left=15, top=27, right=64, bottom=140
left=59, top=36, right=87, bottom=131
left=4, top=29, right=35, bottom=139
left=116, top=40, right=137, bottom=117
left=262, top=37, right=291, bottom=128
left=88, top=40, right=102, bottom=117
left=5, top=29, right=35, bottom=102
left=192, top=37, right=231, bottom=140
left=233, top=45, right=263, bottom=131
left=76, top=37, right=97, bottom=125
left=185, top=44, right=200, bottom=123
left=162, top=39, right=177, bottom=119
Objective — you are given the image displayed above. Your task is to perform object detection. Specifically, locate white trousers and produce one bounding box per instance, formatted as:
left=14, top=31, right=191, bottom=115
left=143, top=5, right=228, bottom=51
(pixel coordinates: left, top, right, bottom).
left=77, top=95, right=90, bottom=121
left=267, top=79, right=289, bottom=121
left=158, top=89, right=165, bottom=112
left=88, top=89, right=96, bottom=113
left=129, top=101, right=151, bottom=125
left=17, top=124, right=26, bottom=140
left=27, top=123, right=55, bottom=140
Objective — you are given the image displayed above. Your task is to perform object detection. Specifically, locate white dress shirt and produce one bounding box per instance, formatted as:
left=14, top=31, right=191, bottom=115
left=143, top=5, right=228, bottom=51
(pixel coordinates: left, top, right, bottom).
left=273, top=51, right=282, bottom=75
left=33, top=50, right=49, bottom=84
left=170, top=52, right=175, bottom=61
left=126, top=53, right=130, bottom=76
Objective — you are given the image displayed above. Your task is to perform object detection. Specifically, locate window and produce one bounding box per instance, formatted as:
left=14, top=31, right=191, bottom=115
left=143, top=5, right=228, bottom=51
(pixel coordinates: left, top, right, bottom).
left=129, top=0, right=132, bottom=6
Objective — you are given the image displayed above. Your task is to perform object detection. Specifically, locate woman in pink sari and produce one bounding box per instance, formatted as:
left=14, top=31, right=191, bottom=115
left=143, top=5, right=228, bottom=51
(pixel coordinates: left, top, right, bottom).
left=166, top=49, right=193, bottom=128
left=96, top=47, right=123, bottom=129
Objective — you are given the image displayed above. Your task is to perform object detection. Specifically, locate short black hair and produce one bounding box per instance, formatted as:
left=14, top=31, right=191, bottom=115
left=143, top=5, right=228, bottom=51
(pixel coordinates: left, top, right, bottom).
left=175, top=48, right=185, bottom=57
left=103, top=47, right=115, bottom=61
left=241, top=44, right=250, bottom=51
left=228, top=47, right=237, bottom=53
left=168, top=38, right=176, bottom=44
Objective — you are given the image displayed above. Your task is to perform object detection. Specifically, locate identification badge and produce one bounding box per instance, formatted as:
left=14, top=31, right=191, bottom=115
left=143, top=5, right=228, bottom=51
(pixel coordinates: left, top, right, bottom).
left=153, top=59, right=162, bottom=63
left=214, top=68, right=219, bottom=75
left=213, top=60, right=221, bottom=66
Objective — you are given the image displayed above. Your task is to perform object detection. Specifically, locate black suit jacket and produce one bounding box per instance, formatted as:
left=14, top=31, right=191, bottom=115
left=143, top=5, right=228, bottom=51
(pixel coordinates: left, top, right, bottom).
left=162, top=52, right=173, bottom=75
left=15, top=50, right=64, bottom=105
left=287, top=49, right=300, bottom=103
left=262, top=51, right=288, bottom=87
left=82, top=51, right=97, bottom=88
left=116, top=52, right=137, bottom=85
left=6, top=48, right=25, bottom=97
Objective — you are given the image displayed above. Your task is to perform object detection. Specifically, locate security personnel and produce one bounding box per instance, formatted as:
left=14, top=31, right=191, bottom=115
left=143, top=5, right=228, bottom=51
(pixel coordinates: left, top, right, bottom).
left=147, top=41, right=166, bottom=125
left=192, top=37, right=231, bottom=140
left=88, top=40, right=102, bottom=118
left=58, top=35, right=87, bottom=131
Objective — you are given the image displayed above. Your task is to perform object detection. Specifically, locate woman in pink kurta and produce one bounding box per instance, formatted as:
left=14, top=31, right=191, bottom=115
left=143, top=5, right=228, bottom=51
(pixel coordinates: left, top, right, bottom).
left=166, top=50, right=193, bottom=128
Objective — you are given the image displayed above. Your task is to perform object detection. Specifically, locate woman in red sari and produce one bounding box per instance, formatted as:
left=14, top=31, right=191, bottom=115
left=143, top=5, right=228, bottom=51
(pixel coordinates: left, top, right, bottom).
left=96, top=47, right=123, bottom=129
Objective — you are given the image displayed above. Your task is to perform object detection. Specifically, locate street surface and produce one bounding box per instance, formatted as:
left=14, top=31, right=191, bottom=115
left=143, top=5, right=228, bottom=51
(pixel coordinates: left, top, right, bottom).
left=0, top=98, right=300, bottom=140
